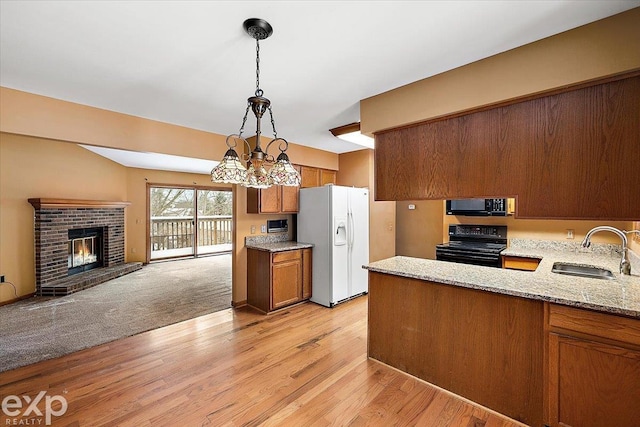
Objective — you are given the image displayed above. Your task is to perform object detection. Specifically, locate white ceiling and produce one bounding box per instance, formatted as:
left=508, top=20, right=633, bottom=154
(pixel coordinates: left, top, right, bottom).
left=2, top=1, right=638, bottom=163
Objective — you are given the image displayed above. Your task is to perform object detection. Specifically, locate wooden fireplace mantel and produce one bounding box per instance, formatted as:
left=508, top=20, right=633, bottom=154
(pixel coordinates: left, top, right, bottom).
left=28, top=198, right=132, bottom=209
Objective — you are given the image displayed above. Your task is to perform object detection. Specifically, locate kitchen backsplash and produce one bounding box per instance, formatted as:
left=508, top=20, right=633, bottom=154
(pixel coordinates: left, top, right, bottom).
left=245, top=234, right=290, bottom=246
left=509, top=238, right=622, bottom=255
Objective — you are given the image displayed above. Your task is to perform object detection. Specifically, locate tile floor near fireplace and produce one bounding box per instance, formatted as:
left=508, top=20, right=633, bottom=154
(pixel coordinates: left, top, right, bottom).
left=29, top=198, right=142, bottom=296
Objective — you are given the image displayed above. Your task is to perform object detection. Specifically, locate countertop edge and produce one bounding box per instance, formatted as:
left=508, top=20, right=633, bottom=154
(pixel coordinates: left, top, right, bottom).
left=363, top=255, right=640, bottom=319
left=246, top=242, right=314, bottom=252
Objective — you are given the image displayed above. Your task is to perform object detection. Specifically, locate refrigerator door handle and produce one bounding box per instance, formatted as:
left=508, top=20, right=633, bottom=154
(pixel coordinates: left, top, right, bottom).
left=348, top=211, right=355, bottom=248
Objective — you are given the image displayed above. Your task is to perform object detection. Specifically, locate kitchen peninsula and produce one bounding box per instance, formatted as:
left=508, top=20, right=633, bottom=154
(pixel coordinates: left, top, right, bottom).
left=364, top=242, right=640, bottom=427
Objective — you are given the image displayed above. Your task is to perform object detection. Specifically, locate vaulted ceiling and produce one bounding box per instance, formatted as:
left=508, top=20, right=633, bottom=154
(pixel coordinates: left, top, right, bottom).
left=2, top=1, right=638, bottom=156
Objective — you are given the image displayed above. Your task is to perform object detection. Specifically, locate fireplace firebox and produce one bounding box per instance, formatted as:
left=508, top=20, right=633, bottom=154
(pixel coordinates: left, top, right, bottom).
left=68, top=227, right=103, bottom=275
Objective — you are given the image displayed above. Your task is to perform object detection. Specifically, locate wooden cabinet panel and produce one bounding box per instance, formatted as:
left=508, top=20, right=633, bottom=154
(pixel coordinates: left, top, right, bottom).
left=272, top=249, right=301, bottom=263
left=247, top=249, right=271, bottom=312
left=320, top=169, right=336, bottom=186
left=259, top=185, right=280, bottom=213
left=548, top=333, right=640, bottom=427
left=300, top=166, right=320, bottom=188
left=549, top=304, right=640, bottom=346
left=272, top=259, right=302, bottom=309
left=281, top=185, right=299, bottom=213
left=502, top=255, right=540, bottom=271
left=368, top=272, right=544, bottom=426
left=374, top=73, right=640, bottom=220
left=302, top=248, right=312, bottom=300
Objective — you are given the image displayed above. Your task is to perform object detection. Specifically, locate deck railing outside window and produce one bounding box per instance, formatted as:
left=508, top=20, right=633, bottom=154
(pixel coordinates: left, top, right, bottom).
left=151, top=215, right=232, bottom=251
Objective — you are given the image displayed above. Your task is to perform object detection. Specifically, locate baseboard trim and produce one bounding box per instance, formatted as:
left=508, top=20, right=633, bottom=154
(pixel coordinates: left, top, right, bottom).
left=0, top=292, right=36, bottom=307
left=232, top=299, right=247, bottom=308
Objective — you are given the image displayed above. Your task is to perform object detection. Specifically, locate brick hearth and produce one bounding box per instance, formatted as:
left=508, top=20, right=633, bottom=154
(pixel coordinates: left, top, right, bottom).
left=28, top=199, right=142, bottom=296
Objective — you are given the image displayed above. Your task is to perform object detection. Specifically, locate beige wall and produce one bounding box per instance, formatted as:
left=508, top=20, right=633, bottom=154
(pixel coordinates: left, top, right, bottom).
left=337, top=150, right=396, bottom=262
left=396, top=201, right=443, bottom=259
left=0, top=89, right=338, bottom=304
left=0, top=134, right=128, bottom=300
left=0, top=87, right=228, bottom=160
left=395, top=199, right=634, bottom=261
left=361, top=8, right=640, bottom=135
left=443, top=210, right=634, bottom=247
left=628, top=221, right=640, bottom=254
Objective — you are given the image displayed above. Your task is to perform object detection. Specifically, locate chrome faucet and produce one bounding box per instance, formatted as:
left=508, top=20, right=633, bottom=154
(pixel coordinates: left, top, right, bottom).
left=581, top=226, right=636, bottom=275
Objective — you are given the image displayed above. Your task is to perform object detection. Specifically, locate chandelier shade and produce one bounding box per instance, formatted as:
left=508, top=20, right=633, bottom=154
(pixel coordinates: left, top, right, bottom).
left=210, top=147, right=247, bottom=184
left=211, top=18, right=301, bottom=189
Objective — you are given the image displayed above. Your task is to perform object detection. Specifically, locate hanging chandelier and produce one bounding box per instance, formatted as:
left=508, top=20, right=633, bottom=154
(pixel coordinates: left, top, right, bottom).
left=211, top=18, right=301, bottom=189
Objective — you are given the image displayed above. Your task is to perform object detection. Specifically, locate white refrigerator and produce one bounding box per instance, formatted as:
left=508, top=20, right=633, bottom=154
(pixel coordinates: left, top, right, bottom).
left=297, top=185, right=369, bottom=307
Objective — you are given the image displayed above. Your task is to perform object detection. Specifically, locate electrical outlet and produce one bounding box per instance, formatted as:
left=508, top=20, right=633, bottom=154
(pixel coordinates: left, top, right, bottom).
left=408, top=204, right=416, bottom=210
left=251, top=225, right=256, bottom=234
left=0, top=275, right=4, bottom=283
left=566, top=229, right=574, bottom=240
left=261, top=224, right=267, bottom=233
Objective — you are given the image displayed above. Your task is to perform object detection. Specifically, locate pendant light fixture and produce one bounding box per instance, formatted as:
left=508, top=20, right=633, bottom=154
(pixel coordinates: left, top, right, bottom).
left=211, top=18, right=301, bottom=189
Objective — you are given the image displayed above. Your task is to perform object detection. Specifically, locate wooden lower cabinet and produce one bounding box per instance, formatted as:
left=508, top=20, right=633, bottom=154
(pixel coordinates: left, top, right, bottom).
left=302, top=248, right=312, bottom=300
left=368, top=272, right=544, bottom=426
left=247, top=248, right=312, bottom=313
left=547, top=304, right=640, bottom=427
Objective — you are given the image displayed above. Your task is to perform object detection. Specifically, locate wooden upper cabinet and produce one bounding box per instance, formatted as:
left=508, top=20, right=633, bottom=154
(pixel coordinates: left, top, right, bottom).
left=320, top=169, right=337, bottom=186
left=374, top=72, right=640, bottom=220
left=300, top=166, right=337, bottom=188
left=246, top=185, right=299, bottom=214
left=300, top=166, right=320, bottom=188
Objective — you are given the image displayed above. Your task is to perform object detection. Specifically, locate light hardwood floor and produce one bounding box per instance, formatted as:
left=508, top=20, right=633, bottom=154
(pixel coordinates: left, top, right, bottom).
left=0, top=297, right=524, bottom=426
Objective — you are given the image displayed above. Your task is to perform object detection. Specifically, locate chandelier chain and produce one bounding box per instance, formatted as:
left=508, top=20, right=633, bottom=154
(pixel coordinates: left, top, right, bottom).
left=238, top=103, right=250, bottom=136
left=255, top=39, right=262, bottom=97
left=268, top=106, right=278, bottom=139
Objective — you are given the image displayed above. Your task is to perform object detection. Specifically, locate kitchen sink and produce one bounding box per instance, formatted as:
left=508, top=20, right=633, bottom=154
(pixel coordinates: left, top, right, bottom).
left=551, top=262, right=615, bottom=280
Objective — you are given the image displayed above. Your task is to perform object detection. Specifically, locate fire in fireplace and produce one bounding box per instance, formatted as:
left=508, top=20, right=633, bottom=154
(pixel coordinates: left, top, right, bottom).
left=68, top=227, right=103, bottom=275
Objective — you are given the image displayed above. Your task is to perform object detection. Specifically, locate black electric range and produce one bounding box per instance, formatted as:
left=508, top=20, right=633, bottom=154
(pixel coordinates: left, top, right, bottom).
left=435, top=225, right=507, bottom=268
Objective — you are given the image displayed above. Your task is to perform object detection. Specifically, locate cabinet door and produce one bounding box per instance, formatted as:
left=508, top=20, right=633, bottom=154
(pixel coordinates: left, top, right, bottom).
left=271, top=259, right=302, bottom=310
left=247, top=187, right=280, bottom=214
left=300, top=166, right=320, bottom=188
left=302, top=248, right=312, bottom=300
left=281, top=185, right=299, bottom=213
left=320, top=169, right=336, bottom=186
left=259, top=185, right=280, bottom=213
left=548, top=333, right=640, bottom=427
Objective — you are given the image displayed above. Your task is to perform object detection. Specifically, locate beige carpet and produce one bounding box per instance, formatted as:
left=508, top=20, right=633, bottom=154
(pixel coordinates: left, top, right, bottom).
left=0, top=254, right=231, bottom=373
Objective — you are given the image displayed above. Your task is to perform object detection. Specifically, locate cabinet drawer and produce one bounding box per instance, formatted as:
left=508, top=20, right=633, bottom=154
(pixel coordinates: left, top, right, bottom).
left=272, top=250, right=301, bottom=263
left=502, top=255, right=540, bottom=271
left=549, top=304, right=640, bottom=346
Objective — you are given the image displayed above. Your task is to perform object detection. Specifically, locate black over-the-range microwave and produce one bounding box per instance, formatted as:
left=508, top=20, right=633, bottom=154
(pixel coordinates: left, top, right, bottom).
left=446, top=198, right=509, bottom=216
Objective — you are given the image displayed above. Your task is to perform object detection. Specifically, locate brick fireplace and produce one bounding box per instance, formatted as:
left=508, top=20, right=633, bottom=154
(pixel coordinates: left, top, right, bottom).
left=28, top=198, right=142, bottom=296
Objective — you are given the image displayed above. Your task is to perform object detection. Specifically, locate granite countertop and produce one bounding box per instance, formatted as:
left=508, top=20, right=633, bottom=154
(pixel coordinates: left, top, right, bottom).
left=245, top=233, right=313, bottom=252
left=245, top=241, right=313, bottom=252
left=364, top=239, right=640, bottom=318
